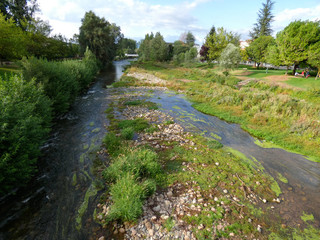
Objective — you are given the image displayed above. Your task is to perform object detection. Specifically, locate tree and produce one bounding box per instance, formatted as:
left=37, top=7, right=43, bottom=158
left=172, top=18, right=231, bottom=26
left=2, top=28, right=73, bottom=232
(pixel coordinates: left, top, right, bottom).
left=173, top=40, right=190, bottom=56
left=0, top=13, right=27, bottom=62
left=219, top=43, right=241, bottom=71
left=250, top=0, right=275, bottom=39
left=150, top=32, right=168, bottom=61
left=0, top=0, right=39, bottom=29
left=119, top=38, right=137, bottom=54
left=186, top=31, right=196, bottom=47
left=199, top=45, right=209, bottom=62
left=79, top=11, right=123, bottom=64
left=138, top=33, right=154, bottom=61
left=205, top=27, right=240, bottom=62
left=308, top=41, right=320, bottom=79
left=246, top=35, right=274, bottom=68
left=276, top=20, right=320, bottom=74
left=266, top=44, right=282, bottom=67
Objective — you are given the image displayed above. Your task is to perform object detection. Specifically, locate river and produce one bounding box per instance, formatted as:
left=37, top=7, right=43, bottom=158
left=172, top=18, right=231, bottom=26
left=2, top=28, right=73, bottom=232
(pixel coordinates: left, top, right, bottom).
left=1, top=61, right=319, bottom=239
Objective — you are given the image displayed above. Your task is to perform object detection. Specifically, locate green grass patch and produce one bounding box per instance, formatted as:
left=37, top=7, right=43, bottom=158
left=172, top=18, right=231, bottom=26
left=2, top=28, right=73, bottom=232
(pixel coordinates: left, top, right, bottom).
left=124, top=99, right=159, bottom=110
left=301, top=212, right=314, bottom=222
left=286, top=77, right=320, bottom=90
left=118, top=118, right=150, bottom=132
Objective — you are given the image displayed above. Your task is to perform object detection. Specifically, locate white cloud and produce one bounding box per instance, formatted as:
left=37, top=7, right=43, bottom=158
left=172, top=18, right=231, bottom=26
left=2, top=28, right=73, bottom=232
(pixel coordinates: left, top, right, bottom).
left=273, top=4, right=320, bottom=33
left=36, top=0, right=210, bottom=41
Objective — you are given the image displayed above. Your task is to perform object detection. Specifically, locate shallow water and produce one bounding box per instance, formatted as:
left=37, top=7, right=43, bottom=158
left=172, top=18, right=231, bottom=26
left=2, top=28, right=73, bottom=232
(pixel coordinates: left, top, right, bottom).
left=148, top=90, right=320, bottom=228
left=0, top=60, right=131, bottom=240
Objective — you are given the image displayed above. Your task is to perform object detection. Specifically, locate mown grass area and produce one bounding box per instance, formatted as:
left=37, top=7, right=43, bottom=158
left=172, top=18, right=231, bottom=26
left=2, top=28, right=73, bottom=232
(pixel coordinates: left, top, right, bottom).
left=286, top=77, right=320, bottom=90
left=126, top=62, right=320, bottom=163
left=95, top=91, right=319, bottom=239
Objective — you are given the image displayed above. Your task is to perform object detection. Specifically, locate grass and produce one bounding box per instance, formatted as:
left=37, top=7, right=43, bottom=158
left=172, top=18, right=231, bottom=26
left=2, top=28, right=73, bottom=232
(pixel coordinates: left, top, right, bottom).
left=286, top=77, right=320, bottom=90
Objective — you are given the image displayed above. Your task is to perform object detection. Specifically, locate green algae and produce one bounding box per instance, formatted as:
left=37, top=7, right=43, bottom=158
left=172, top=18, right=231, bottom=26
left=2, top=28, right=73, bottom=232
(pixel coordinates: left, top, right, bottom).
left=210, top=132, right=222, bottom=140
left=75, top=184, right=98, bottom=230
left=83, top=144, right=89, bottom=150
left=277, top=172, right=288, bottom=183
left=72, top=173, right=77, bottom=186
left=91, top=128, right=101, bottom=133
left=89, top=122, right=95, bottom=127
left=79, top=153, right=86, bottom=164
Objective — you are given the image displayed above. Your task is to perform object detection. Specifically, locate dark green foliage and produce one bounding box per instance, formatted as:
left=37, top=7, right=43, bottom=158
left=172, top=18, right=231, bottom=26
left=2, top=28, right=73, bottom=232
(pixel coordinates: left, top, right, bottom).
left=79, top=11, right=122, bottom=64
left=138, top=32, right=168, bottom=62
left=0, top=74, right=52, bottom=194
left=20, top=49, right=99, bottom=114
left=124, top=99, right=158, bottom=110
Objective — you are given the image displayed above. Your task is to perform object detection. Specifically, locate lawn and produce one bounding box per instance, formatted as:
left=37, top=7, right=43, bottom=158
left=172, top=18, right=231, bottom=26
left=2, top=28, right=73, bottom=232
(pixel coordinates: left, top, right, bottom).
left=286, top=76, right=320, bottom=90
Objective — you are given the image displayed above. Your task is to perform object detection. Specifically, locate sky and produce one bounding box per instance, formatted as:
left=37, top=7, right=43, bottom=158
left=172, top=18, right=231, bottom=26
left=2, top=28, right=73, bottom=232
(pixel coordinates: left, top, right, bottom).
left=36, top=0, right=320, bottom=44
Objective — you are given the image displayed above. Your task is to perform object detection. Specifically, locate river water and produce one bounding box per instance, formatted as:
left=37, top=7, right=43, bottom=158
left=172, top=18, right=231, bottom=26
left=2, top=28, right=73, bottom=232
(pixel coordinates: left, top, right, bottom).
left=1, top=62, right=319, bottom=239
left=0, top=60, right=131, bottom=240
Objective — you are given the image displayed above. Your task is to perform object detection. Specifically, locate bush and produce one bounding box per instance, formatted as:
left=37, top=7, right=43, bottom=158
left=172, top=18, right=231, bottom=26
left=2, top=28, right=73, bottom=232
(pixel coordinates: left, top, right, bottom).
left=0, top=75, right=52, bottom=194
left=20, top=49, right=99, bottom=114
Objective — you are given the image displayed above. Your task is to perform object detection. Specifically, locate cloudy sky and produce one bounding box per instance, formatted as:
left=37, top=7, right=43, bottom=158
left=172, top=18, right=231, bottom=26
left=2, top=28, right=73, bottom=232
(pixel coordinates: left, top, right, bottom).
left=36, top=0, right=320, bottom=43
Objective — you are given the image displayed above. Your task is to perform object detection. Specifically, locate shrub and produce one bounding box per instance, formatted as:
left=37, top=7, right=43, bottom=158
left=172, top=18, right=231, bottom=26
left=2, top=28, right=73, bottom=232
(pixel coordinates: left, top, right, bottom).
left=20, top=49, right=99, bottom=114
left=0, top=75, right=52, bottom=194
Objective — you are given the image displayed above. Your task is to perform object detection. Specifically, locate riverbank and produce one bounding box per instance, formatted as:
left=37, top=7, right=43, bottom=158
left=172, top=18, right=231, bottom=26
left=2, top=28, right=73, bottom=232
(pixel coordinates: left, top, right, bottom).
left=123, top=62, right=320, bottom=163
left=95, top=83, right=319, bottom=239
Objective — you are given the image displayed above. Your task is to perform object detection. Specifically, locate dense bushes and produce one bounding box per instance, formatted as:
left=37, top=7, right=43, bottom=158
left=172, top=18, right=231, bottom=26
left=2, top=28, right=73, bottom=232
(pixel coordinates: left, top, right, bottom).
left=0, top=50, right=100, bottom=194
left=20, top=49, right=99, bottom=114
left=0, top=75, right=52, bottom=194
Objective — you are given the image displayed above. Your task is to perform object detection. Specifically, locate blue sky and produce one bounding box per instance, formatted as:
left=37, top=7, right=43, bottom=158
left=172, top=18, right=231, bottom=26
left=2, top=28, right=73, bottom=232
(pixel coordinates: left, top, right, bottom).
left=37, top=0, right=320, bottom=43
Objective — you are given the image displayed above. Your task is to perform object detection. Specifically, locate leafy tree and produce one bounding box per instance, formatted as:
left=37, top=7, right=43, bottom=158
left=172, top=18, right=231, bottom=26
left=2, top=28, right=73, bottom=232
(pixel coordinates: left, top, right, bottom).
left=184, top=47, right=198, bottom=63
left=138, top=33, right=154, bottom=61
left=186, top=31, right=196, bottom=47
left=219, top=43, right=241, bottom=71
left=205, top=27, right=240, bottom=62
left=266, top=44, right=282, bottom=67
left=246, top=35, right=274, bottom=68
left=308, top=41, right=320, bottom=79
left=0, top=13, right=27, bottom=62
left=209, top=25, right=216, bottom=36
left=250, top=0, right=275, bottom=39
left=119, top=38, right=137, bottom=54
left=276, top=20, right=320, bottom=74
left=173, top=40, right=190, bottom=56
left=0, top=0, right=38, bottom=29
left=150, top=32, right=168, bottom=61
left=79, top=11, right=123, bottom=64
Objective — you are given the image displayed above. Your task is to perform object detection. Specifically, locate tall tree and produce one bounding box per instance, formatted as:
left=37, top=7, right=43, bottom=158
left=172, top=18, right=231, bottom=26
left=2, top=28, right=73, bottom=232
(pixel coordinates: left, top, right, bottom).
left=276, top=20, right=320, bottom=74
left=0, top=13, right=27, bottom=62
left=0, top=0, right=38, bottom=29
left=246, top=35, right=274, bottom=68
left=150, top=32, right=168, bottom=61
left=79, top=11, right=123, bottom=64
left=138, top=32, right=154, bottom=61
left=186, top=31, right=196, bottom=47
left=250, top=0, right=275, bottom=39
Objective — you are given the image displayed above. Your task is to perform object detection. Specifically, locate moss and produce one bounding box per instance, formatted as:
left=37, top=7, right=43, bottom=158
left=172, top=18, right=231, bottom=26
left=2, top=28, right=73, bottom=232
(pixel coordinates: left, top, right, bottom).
left=89, top=121, right=95, bottom=127
left=83, top=144, right=89, bottom=150
left=79, top=153, right=85, bottom=164
left=72, top=173, right=77, bottom=186
left=270, top=180, right=282, bottom=197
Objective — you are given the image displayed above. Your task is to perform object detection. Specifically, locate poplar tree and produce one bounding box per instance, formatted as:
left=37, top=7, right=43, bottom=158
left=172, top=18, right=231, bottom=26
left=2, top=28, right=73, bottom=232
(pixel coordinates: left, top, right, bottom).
left=250, top=0, right=275, bottom=39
